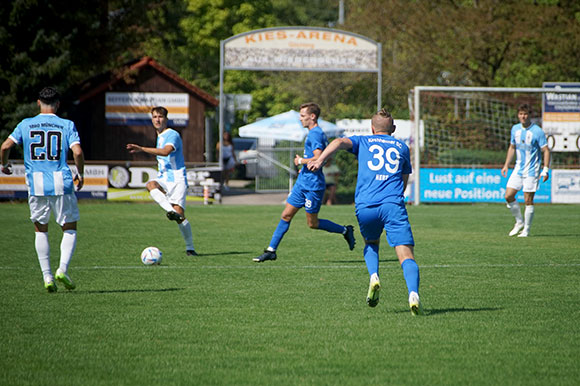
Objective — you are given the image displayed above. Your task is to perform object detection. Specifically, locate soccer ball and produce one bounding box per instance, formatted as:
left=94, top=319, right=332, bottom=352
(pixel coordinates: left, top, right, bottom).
left=141, top=246, right=163, bottom=265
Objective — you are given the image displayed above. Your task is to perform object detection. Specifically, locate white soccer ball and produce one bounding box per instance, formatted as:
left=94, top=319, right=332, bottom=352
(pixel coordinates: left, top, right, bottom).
left=141, top=246, right=163, bottom=265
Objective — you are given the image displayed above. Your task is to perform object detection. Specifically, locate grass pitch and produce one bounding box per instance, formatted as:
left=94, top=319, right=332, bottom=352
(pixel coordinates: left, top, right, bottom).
left=0, top=201, right=579, bottom=385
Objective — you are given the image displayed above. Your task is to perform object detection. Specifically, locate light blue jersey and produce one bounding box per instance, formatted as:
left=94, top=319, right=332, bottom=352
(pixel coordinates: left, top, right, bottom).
left=9, top=113, right=80, bottom=196
left=294, top=125, right=328, bottom=191
left=348, top=134, right=412, bottom=209
left=510, top=123, right=548, bottom=178
left=156, top=128, right=187, bottom=185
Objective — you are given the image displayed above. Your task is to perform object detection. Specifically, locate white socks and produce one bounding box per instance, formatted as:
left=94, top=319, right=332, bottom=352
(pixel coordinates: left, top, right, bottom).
left=35, top=232, right=51, bottom=279
left=507, top=201, right=523, bottom=224
left=150, top=188, right=174, bottom=213
left=59, top=230, right=77, bottom=273
left=178, top=219, right=194, bottom=251
left=524, top=205, right=534, bottom=232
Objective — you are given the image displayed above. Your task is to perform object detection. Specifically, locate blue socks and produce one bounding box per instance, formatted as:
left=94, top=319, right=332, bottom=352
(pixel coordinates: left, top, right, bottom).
left=268, top=219, right=290, bottom=250
left=317, top=219, right=345, bottom=234
left=401, top=258, right=420, bottom=294
left=268, top=218, right=344, bottom=251
left=363, top=243, right=379, bottom=277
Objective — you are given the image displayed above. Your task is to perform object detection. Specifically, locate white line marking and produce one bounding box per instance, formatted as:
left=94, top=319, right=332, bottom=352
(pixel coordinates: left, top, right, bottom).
left=1, top=263, right=579, bottom=270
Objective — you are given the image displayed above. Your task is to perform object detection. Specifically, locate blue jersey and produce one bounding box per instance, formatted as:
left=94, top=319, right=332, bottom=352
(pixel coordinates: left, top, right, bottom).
left=156, top=128, right=187, bottom=185
left=348, top=135, right=412, bottom=208
left=9, top=113, right=80, bottom=196
left=510, top=123, right=547, bottom=178
left=295, top=126, right=328, bottom=191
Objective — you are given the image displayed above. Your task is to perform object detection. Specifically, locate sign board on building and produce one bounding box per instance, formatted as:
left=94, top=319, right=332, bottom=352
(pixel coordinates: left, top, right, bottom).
left=542, top=82, right=580, bottom=152
left=105, top=92, right=189, bottom=127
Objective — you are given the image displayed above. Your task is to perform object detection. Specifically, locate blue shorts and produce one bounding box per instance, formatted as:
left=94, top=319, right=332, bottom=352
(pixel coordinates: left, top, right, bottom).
left=286, top=185, right=324, bottom=214
left=355, top=202, right=414, bottom=247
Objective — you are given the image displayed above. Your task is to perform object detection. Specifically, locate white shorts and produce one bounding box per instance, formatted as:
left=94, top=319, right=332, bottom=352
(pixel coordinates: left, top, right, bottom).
left=155, top=179, right=187, bottom=209
left=506, top=171, right=539, bottom=193
left=29, top=194, right=80, bottom=226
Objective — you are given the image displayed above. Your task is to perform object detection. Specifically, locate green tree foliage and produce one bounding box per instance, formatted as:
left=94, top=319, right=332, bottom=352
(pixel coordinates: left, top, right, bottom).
left=345, top=0, right=580, bottom=109
left=0, top=0, right=177, bottom=137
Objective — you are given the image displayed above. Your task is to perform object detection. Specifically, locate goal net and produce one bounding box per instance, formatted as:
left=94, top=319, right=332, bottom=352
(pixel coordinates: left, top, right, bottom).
left=410, top=86, right=580, bottom=204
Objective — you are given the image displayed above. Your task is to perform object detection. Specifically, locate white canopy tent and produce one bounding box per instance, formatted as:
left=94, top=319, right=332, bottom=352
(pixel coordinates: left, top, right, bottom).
left=238, top=110, right=342, bottom=141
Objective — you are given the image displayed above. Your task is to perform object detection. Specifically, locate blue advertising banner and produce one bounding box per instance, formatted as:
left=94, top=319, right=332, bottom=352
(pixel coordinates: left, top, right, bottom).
left=420, top=168, right=551, bottom=203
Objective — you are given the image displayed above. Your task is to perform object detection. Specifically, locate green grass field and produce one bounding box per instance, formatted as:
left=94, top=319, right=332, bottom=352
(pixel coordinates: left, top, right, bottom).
left=0, top=201, right=579, bottom=385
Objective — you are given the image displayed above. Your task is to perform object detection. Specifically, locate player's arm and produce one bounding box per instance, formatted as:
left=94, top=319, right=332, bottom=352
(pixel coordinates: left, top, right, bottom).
left=540, top=145, right=551, bottom=182
left=71, top=143, right=85, bottom=190
left=295, top=148, right=323, bottom=166
left=1, top=137, right=16, bottom=174
left=402, top=174, right=409, bottom=192
left=307, top=137, right=353, bottom=172
left=126, top=143, right=174, bottom=157
left=501, top=144, right=516, bottom=178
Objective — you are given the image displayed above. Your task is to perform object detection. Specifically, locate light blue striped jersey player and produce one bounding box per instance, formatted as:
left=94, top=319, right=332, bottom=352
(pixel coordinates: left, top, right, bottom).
left=9, top=113, right=80, bottom=196
left=156, top=128, right=187, bottom=185
left=510, top=122, right=548, bottom=178
left=348, top=134, right=412, bottom=209
left=294, top=125, right=328, bottom=191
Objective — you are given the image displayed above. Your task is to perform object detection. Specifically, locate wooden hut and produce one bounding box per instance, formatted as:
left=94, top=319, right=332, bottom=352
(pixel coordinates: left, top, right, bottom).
left=71, top=56, right=218, bottom=163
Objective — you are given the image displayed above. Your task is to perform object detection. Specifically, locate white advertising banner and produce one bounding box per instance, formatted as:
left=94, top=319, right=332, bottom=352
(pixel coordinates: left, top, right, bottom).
left=551, top=169, right=580, bottom=203
left=224, top=27, right=379, bottom=72
left=105, top=92, right=189, bottom=126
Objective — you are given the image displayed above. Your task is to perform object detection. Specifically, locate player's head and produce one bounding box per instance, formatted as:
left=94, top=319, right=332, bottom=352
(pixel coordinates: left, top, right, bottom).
left=299, top=102, right=320, bottom=129
left=151, top=106, right=169, bottom=131
left=371, top=108, right=396, bottom=134
left=517, top=104, right=531, bottom=126
left=38, top=87, right=60, bottom=108
left=518, top=104, right=531, bottom=114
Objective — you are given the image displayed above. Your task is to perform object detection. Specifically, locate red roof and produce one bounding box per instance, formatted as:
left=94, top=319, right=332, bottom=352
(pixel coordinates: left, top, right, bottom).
left=77, top=56, right=219, bottom=107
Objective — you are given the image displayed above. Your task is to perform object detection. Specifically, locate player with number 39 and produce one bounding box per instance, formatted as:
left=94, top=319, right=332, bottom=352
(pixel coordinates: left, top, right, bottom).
left=308, top=108, right=422, bottom=315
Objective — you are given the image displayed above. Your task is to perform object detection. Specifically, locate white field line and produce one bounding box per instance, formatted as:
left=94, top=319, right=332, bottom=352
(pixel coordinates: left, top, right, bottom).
left=0, top=263, right=579, bottom=270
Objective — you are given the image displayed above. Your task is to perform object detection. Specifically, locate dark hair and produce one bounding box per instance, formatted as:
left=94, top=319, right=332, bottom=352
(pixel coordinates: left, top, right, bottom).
left=151, top=106, right=168, bottom=117
left=299, top=102, right=321, bottom=121
left=518, top=103, right=531, bottom=114
left=38, top=87, right=60, bottom=105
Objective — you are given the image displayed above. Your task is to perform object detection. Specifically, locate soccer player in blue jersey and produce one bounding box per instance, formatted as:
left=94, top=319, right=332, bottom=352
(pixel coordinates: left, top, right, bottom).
left=501, top=104, right=550, bottom=238
left=253, top=102, right=356, bottom=262
left=126, top=106, right=197, bottom=256
left=308, top=108, right=422, bottom=315
left=1, top=87, right=84, bottom=292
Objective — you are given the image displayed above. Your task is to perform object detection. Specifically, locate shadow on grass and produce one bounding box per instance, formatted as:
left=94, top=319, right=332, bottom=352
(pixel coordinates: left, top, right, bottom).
left=409, top=307, right=504, bottom=316
left=335, top=259, right=399, bottom=264
left=81, top=288, right=185, bottom=294
left=198, top=251, right=252, bottom=257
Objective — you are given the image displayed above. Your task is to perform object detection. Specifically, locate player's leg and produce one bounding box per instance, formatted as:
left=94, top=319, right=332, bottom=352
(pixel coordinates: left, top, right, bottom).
left=505, top=173, right=524, bottom=236
left=305, top=190, right=355, bottom=250
left=54, top=194, right=80, bottom=290
left=253, top=203, right=300, bottom=262
left=356, top=206, right=382, bottom=307
left=519, top=191, right=536, bottom=238
left=167, top=183, right=196, bottom=255
left=147, top=180, right=178, bottom=216
left=384, top=202, right=423, bottom=315
left=29, top=196, right=56, bottom=292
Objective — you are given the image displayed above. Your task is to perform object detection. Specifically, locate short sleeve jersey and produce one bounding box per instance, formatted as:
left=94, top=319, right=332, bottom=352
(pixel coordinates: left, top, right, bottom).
left=9, top=113, right=80, bottom=196
left=348, top=135, right=412, bottom=208
left=509, top=123, right=548, bottom=178
left=156, top=128, right=187, bottom=185
left=295, top=125, right=328, bottom=191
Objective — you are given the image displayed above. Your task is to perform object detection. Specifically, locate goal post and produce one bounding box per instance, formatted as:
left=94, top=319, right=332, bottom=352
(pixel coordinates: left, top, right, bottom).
left=412, top=86, right=580, bottom=205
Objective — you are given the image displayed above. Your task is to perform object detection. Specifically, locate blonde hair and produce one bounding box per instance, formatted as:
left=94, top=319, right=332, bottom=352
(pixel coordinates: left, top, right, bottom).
left=371, top=108, right=395, bottom=133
